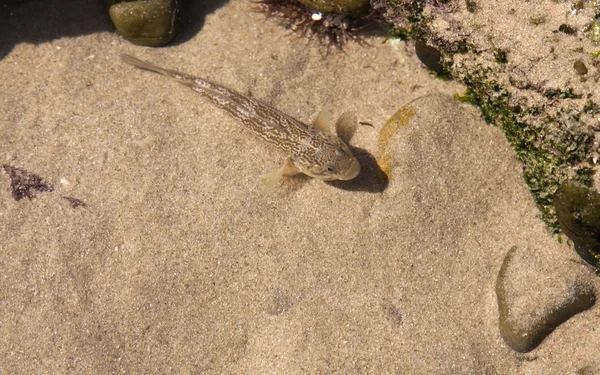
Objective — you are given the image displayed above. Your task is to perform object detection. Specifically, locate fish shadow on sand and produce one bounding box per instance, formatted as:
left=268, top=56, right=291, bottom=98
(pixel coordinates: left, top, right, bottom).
left=326, top=147, right=388, bottom=193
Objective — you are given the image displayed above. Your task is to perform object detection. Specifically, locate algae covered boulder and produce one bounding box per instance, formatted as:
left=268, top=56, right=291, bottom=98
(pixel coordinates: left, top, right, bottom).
left=554, top=181, right=600, bottom=266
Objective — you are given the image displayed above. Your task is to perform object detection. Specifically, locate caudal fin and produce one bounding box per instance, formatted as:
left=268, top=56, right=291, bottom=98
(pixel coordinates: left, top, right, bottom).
left=121, top=54, right=224, bottom=97
left=120, top=54, right=172, bottom=76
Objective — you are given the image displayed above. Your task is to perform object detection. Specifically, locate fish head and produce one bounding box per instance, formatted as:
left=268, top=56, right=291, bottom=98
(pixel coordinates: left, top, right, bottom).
left=293, top=136, right=360, bottom=181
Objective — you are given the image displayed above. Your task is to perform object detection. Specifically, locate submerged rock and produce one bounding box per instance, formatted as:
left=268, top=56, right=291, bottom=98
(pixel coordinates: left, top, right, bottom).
left=105, top=0, right=178, bottom=47
left=496, top=246, right=596, bottom=353
left=554, top=181, right=600, bottom=266
left=414, top=41, right=446, bottom=75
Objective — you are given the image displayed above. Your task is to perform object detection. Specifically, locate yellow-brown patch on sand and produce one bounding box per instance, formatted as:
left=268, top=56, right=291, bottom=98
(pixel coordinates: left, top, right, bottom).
left=376, top=106, right=416, bottom=178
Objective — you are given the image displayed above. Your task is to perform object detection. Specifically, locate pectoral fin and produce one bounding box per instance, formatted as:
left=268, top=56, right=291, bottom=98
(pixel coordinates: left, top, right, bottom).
left=312, top=104, right=332, bottom=133
left=335, top=111, right=358, bottom=144
left=262, top=157, right=300, bottom=187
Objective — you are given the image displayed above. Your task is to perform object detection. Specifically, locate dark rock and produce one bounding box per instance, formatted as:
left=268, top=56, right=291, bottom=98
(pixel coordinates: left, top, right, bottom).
left=554, top=181, right=600, bottom=265
left=414, top=40, right=446, bottom=75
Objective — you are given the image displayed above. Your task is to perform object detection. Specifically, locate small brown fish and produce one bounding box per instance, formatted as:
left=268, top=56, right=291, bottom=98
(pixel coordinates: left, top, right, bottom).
left=121, top=54, right=360, bottom=183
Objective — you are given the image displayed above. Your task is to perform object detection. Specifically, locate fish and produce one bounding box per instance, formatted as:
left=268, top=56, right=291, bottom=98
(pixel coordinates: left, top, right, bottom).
left=120, top=54, right=360, bottom=184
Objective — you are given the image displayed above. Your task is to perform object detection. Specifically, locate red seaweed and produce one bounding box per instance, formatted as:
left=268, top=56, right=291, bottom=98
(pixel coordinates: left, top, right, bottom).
left=2, top=164, right=54, bottom=201
left=62, top=196, right=86, bottom=208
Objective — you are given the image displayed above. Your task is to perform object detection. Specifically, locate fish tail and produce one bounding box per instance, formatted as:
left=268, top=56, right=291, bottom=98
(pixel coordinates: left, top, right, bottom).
left=121, top=54, right=197, bottom=86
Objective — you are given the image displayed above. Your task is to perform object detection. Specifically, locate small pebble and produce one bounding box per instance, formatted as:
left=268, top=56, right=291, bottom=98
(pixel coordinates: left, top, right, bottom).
left=573, top=60, right=588, bottom=75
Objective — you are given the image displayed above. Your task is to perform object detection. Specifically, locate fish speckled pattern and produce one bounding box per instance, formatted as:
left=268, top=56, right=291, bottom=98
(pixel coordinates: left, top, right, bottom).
left=121, top=54, right=360, bottom=182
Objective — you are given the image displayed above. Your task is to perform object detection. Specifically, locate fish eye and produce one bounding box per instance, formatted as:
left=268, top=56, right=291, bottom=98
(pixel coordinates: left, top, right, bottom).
left=327, top=167, right=335, bottom=173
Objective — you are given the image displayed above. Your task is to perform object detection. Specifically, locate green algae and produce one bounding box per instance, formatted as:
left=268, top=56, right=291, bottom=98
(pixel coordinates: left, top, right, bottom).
left=543, top=87, right=582, bottom=99
left=587, top=22, right=600, bottom=45
left=583, top=99, right=599, bottom=114
left=529, top=15, right=547, bottom=26
left=465, top=0, right=477, bottom=12
left=456, top=81, right=593, bottom=232
left=493, top=48, right=508, bottom=64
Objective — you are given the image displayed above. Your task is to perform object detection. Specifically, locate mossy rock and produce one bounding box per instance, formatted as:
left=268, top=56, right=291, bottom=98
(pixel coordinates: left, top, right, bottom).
left=554, top=181, right=600, bottom=265
left=297, top=0, right=370, bottom=17
left=105, top=0, right=179, bottom=47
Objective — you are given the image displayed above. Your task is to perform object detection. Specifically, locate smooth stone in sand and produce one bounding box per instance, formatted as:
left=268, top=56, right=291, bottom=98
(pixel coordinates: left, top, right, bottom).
left=105, top=0, right=179, bottom=47
left=496, top=245, right=596, bottom=353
